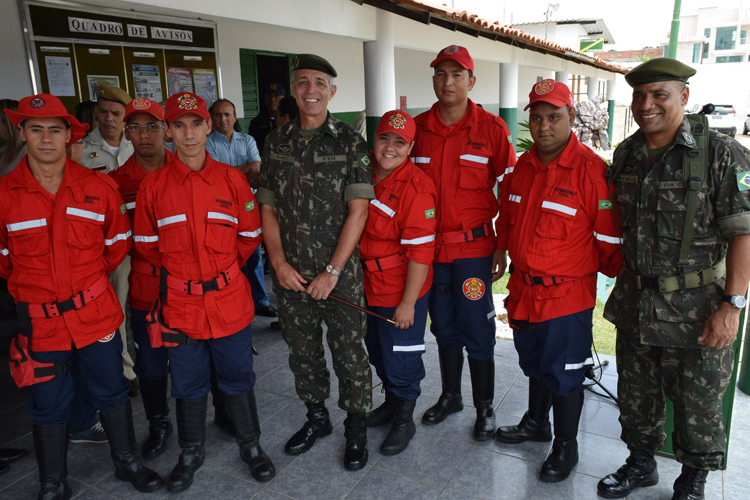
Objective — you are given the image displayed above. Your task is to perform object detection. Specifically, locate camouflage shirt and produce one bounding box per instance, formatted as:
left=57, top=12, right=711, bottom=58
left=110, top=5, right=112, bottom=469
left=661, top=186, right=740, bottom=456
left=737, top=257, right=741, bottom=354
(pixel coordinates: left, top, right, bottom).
left=256, top=112, right=375, bottom=299
left=604, top=116, right=750, bottom=347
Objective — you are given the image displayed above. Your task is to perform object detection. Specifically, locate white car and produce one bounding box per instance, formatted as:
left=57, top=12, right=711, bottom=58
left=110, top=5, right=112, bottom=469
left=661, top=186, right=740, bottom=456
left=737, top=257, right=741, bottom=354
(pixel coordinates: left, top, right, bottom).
left=744, top=113, right=750, bottom=135
left=700, top=104, right=739, bottom=138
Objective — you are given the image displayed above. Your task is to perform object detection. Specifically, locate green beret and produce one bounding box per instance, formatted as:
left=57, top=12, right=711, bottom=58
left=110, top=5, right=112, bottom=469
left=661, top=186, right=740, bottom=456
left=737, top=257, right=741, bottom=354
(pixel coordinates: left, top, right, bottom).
left=625, top=58, right=697, bottom=88
left=97, top=86, right=132, bottom=107
left=292, top=54, right=337, bottom=78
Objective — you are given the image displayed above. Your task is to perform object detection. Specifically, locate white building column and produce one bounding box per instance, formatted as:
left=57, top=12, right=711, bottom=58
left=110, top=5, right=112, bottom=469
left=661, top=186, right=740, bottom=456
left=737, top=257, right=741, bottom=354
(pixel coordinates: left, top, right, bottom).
left=554, top=70, right=569, bottom=85
left=499, top=53, right=519, bottom=146
left=363, top=9, right=396, bottom=146
left=587, top=76, right=598, bottom=101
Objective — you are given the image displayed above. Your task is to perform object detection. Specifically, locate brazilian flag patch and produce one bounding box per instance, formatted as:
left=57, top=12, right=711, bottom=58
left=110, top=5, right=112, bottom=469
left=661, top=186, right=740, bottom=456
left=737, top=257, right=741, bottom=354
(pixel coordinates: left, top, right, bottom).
left=120, top=204, right=126, bottom=214
left=245, top=201, right=255, bottom=211
left=738, top=172, right=750, bottom=191
left=425, top=209, right=435, bottom=219
left=599, top=200, right=614, bottom=209
left=359, top=154, right=371, bottom=167
left=507, top=135, right=513, bottom=144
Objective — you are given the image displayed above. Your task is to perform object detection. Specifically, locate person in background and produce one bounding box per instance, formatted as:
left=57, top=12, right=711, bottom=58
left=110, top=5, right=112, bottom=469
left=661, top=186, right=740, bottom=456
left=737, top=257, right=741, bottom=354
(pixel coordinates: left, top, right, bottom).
left=277, top=96, right=299, bottom=128
left=0, top=99, right=26, bottom=178
left=247, top=82, right=285, bottom=153
left=74, top=100, right=97, bottom=135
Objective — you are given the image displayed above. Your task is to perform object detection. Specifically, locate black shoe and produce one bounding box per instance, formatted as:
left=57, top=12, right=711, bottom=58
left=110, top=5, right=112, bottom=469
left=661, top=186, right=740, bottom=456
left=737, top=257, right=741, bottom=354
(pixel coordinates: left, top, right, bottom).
left=422, top=347, right=464, bottom=426
left=495, top=378, right=553, bottom=444
left=69, top=422, right=108, bottom=444
left=226, top=390, right=276, bottom=482
left=381, top=399, right=416, bottom=456
left=139, top=376, right=172, bottom=459
left=256, top=305, right=278, bottom=317
left=0, top=447, right=26, bottom=464
left=366, top=390, right=398, bottom=428
left=468, top=357, right=495, bottom=441
left=671, top=465, right=708, bottom=500
left=99, top=401, right=163, bottom=493
left=539, top=390, right=584, bottom=483
left=597, top=448, right=659, bottom=499
left=344, top=413, right=368, bottom=470
left=33, top=423, right=72, bottom=500
left=128, top=379, right=140, bottom=398
left=285, top=402, right=332, bottom=455
left=270, top=321, right=281, bottom=330
left=168, top=397, right=208, bottom=493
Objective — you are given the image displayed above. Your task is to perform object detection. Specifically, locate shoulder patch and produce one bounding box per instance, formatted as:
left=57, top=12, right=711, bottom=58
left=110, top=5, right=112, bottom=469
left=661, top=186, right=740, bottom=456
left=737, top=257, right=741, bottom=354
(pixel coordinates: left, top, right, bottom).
left=737, top=171, right=750, bottom=191
left=359, top=154, right=371, bottom=168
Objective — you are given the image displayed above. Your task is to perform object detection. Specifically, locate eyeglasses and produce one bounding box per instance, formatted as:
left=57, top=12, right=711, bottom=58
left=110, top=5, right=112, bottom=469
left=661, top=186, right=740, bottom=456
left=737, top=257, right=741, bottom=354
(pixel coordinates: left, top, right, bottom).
left=126, top=124, right=163, bottom=133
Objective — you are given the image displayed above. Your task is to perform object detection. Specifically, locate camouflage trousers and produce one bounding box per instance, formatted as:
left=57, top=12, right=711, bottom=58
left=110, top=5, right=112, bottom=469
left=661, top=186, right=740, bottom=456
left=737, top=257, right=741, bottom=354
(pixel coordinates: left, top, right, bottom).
left=616, top=328, right=734, bottom=470
left=277, top=291, right=372, bottom=413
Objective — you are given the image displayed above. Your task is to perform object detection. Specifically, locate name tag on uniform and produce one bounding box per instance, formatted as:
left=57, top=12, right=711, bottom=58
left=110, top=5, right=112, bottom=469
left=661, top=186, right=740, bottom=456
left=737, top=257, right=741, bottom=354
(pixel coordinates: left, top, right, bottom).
left=92, top=165, right=107, bottom=172
left=313, top=154, right=347, bottom=163
left=659, top=181, right=685, bottom=189
left=616, top=174, right=638, bottom=184
left=268, top=152, right=295, bottom=163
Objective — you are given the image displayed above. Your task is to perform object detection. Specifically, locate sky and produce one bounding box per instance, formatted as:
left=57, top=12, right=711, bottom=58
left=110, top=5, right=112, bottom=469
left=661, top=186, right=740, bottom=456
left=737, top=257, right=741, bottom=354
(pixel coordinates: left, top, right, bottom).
left=450, top=0, right=745, bottom=52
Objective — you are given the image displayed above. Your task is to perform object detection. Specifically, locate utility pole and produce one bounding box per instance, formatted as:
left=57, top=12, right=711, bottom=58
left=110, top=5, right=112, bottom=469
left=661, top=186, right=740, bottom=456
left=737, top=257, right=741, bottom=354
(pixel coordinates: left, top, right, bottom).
left=668, top=0, right=682, bottom=59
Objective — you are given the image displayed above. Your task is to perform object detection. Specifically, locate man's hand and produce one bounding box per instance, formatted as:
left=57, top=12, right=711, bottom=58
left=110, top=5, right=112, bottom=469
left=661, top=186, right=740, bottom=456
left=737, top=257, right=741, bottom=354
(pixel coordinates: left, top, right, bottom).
left=698, top=302, right=740, bottom=349
left=275, top=262, right=307, bottom=292
left=491, top=249, right=507, bottom=282
left=306, top=271, right=338, bottom=300
left=393, top=302, right=415, bottom=330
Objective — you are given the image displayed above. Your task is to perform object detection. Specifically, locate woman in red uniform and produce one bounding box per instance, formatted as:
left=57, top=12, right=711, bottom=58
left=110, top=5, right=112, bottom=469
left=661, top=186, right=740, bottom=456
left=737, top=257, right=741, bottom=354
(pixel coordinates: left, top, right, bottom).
left=361, top=110, right=437, bottom=456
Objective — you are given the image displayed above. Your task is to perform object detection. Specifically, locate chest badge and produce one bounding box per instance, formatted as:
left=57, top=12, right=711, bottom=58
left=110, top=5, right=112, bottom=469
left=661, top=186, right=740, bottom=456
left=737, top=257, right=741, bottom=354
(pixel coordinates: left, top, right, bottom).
left=683, top=132, right=696, bottom=145
left=675, top=169, right=683, bottom=181
left=90, top=152, right=99, bottom=158
left=623, top=164, right=636, bottom=175
left=463, top=278, right=485, bottom=300
left=276, top=144, right=292, bottom=154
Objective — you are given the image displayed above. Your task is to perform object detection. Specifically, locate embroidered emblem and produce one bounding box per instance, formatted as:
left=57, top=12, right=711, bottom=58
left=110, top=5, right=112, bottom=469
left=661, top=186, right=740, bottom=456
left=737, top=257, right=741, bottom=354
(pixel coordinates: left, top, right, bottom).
left=534, top=80, right=555, bottom=95
left=30, top=96, right=46, bottom=109
left=599, top=200, right=614, bottom=209
left=293, top=56, right=300, bottom=68
left=388, top=113, right=407, bottom=130
left=98, top=332, right=115, bottom=343
left=132, top=98, right=151, bottom=109
left=675, top=169, right=683, bottom=181
left=120, top=204, right=126, bottom=214
left=245, top=201, right=255, bottom=211
left=277, top=144, right=292, bottom=154
left=177, top=93, right=198, bottom=110
left=425, top=208, right=435, bottom=219
left=444, top=45, right=459, bottom=55
left=507, top=135, right=513, bottom=144
left=683, top=132, right=696, bottom=145
left=738, top=172, right=750, bottom=191
left=359, top=154, right=371, bottom=167
left=463, top=278, right=485, bottom=300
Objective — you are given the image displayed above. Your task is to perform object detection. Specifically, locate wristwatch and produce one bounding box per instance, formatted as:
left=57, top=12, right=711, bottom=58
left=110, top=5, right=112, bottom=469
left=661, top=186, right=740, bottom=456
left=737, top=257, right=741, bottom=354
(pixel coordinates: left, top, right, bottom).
left=721, top=295, right=747, bottom=309
left=325, top=264, right=340, bottom=277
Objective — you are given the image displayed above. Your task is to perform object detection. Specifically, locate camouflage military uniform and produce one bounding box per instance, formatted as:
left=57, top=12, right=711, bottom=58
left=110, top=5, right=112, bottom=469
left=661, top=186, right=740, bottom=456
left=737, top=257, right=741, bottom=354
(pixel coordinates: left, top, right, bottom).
left=604, top=117, right=750, bottom=470
left=256, top=112, right=374, bottom=413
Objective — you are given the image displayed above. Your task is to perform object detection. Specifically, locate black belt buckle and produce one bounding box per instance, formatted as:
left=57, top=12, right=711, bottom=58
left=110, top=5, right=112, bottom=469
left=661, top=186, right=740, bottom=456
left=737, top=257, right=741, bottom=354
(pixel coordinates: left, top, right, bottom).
left=200, top=278, right=218, bottom=294
left=676, top=275, right=687, bottom=292
left=469, top=226, right=485, bottom=241
left=640, top=276, right=658, bottom=290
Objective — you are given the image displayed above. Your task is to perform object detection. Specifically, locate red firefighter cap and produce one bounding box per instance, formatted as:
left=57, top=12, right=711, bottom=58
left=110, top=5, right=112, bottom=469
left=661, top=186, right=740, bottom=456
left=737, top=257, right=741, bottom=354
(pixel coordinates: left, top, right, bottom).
left=164, top=92, right=210, bottom=123
left=3, top=94, right=88, bottom=146
left=430, top=45, right=474, bottom=73
left=375, top=110, right=416, bottom=144
left=524, top=79, right=575, bottom=111
left=124, top=97, right=165, bottom=122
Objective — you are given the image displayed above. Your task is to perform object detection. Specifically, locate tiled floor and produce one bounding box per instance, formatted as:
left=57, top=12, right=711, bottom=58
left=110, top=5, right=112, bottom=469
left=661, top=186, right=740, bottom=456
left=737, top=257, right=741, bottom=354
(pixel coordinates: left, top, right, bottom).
left=2, top=283, right=749, bottom=499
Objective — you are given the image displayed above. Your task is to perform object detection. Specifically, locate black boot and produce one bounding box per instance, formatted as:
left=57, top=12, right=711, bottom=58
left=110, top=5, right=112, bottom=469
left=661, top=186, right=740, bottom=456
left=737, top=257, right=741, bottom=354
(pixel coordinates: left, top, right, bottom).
left=210, top=365, right=236, bottom=437
left=539, top=390, right=584, bottom=483
left=468, top=357, right=496, bottom=441
left=343, top=413, right=368, bottom=470
left=167, top=397, right=207, bottom=493
left=139, top=376, right=173, bottom=459
left=34, top=424, right=72, bottom=500
left=381, top=399, right=417, bottom=456
left=671, top=465, right=708, bottom=500
left=99, top=401, right=162, bottom=492
left=495, top=377, right=552, bottom=444
left=597, top=448, right=659, bottom=498
left=285, top=402, right=333, bottom=455
left=226, top=391, right=276, bottom=482
left=422, top=346, right=464, bottom=425
left=366, top=390, right=398, bottom=428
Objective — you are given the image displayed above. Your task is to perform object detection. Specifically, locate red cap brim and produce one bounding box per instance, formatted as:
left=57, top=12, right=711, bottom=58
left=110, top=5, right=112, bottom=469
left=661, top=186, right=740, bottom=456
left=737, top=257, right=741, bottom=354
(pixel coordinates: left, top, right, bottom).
left=3, top=109, right=89, bottom=146
left=524, top=97, right=570, bottom=111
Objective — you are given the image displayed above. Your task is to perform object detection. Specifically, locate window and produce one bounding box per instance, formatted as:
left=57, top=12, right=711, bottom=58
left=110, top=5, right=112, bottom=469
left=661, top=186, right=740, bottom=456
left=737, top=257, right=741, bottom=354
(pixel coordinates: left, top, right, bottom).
left=716, top=55, right=742, bottom=63
left=742, top=30, right=747, bottom=45
left=693, top=42, right=702, bottom=63
left=703, top=42, right=709, bottom=58
left=715, top=26, right=737, bottom=50
left=704, top=28, right=711, bottom=38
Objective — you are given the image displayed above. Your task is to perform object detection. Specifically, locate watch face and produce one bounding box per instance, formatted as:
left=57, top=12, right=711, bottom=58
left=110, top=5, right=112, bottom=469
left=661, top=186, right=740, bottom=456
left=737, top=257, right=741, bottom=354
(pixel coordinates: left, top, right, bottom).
left=736, top=296, right=747, bottom=308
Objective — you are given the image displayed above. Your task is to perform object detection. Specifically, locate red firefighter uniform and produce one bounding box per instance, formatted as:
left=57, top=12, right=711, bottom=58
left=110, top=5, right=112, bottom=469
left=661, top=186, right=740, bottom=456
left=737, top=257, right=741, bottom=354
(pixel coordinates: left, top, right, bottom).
left=360, top=157, right=437, bottom=306
left=133, top=154, right=262, bottom=339
left=411, top=100, right=516, bottom=263
left=0, top=157, right=132, bottom=351
left=497, top=131, right=623, bottom=323
left=109, top=150, right=174, bottom=311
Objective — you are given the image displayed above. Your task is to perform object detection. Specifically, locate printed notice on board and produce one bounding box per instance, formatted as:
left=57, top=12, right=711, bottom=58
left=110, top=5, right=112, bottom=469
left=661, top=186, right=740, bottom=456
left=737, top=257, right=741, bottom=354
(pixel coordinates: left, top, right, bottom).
left=45, top=56, right=76, bottom=97
left=87, top=75, right=120, bottom=101
left=167, top=67, right=194, bottom=97
left=192, top=69, right=217, bottom=107
left=132, top=64, right=163, bottom=101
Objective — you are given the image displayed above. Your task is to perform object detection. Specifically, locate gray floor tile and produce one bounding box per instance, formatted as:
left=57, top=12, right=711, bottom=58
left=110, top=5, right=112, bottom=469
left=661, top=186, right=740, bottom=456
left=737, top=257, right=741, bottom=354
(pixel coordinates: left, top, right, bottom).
left=445, top=446, right=539, bottom=500
left=163, top=466, right=262, bottom=499
left=0, top=387, right=28, bottom=416
left=67, top=440, right=122, bottom=487
left=530, top=471, right=602, bottom=499
left=255, top=390, right=296, bottom=426
left=414, top=407, right=478, bottom=445
left=251, top=489, right=297, bottom=500
left=583, top=373, right=618, bottom=401
left=207, top=433, right=299, bottom=486
left=346, top=467, right=442, bottom=500
left=476, top=414, right=551, bottom=464
left=576, top=398, right=621, bottom=440
left=723, top=464, right=750, bottom=500
left=494, top=339, right=520, bottom=360
left=255, top=366, right=300, bottom=400
left=93, top=448, right=175, bottom=500
left=0, top=455, right=37, bottom=491
left=436, top=490, right=480, bottom=499
left=727, top=427, right=750, bottom=467
left=569, top=432, right=628, bottom=479
left=0, top=472, right=87, bottom=499
left=0, top=405, right=32, bottom=448
left=496, top=384, right=531, bottom=419
left=74, top=488, right=120, bottom=499
left=374, top=432, right=471, bottom=488
left=729, top=393, right=750, bottom=431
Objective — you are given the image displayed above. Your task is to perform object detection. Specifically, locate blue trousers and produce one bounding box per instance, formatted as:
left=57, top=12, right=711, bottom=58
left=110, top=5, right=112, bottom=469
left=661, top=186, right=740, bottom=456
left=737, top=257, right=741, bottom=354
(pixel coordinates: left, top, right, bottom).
left=365, top=293, right=429, bottom=401
left=28, top=332, right=130, bottom=425
left=167, top=324, right=256, bottom=399
left=512, top=308, right=594, bottom=397
left=131, top=307, right=169, bottom=380
left=243, top=246, right=270, bottom=309
left=68, top=349, right=99, bottom=433
left=429, top=256, right=496, bottom=360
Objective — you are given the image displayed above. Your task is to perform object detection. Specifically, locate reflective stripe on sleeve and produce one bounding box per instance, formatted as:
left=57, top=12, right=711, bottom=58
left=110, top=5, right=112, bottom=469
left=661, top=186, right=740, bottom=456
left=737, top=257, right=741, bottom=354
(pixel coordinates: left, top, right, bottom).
left=496, top=167, right=514, bottom=183
left=157, top=214, right=187, bottom=227
left=125, top=202, right=136, bottom=210
left=0, top=247, right=8, bottom=256
left=593, top=232, right=623, bottom=244
left=7, top=218, right=47, bottom=232
left=509, top=195, right=522, bottom=203
left=134, top=235, right=159, bottom=242
left=370, top=199, right=395, bottom=218
left=564, top=358, right=594, bottom=371
left=66, top=207, right=105, bottom=222
left=411, top=157, right=431, bottom=164
left=239, top=228, right=263, bottom=238
left=459, top=154, right=489, bottom=164
left=400, top=234, right=436, bottom=245
left=105, top=230, right=132, bottom=246
left=541, top=201, right=577, bottom=216
left=393, top=344, right=426, bottom=352
left=207, top=211, right=239, bottom=224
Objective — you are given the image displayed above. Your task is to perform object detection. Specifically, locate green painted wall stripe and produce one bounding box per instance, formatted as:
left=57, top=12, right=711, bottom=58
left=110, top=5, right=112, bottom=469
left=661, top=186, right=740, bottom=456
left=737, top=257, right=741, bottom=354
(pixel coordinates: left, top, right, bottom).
left=608, top=100, right=615, bottom=145
left=498, top=107, right=518, bottom=149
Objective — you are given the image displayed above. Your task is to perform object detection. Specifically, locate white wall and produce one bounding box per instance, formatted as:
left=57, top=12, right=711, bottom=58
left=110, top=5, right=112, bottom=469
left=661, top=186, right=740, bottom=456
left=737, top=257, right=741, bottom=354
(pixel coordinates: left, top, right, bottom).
left=394, top=48, right=436, bottom=111
left=0, top=0, right=34, bottom=99
left=517, top=65, right=555, bottom=110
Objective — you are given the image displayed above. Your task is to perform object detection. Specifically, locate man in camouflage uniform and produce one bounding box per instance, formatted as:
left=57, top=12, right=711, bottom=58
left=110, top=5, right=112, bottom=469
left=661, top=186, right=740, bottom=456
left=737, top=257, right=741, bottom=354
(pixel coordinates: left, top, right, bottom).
left=598, top=59, right=750, bottom=500
left=257, top=54, right=373, bottom=471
